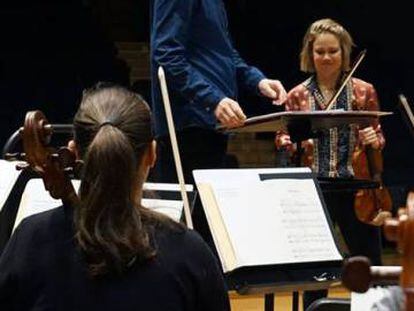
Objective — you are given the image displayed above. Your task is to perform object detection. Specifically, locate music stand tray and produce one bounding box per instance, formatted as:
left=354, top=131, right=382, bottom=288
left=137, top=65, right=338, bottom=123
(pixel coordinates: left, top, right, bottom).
left=223, top=110, right=392, bottom=135
left=317, top=177, right=379, bottom=193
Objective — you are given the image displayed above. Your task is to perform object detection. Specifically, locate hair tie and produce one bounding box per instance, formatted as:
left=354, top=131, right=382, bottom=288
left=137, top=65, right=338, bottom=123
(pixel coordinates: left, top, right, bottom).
left=99, top=120, right=115, bottom=129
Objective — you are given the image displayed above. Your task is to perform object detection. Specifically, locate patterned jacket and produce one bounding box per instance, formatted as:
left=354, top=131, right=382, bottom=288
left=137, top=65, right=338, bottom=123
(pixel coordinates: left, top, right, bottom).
left=275, top=76, right=385, bottom=178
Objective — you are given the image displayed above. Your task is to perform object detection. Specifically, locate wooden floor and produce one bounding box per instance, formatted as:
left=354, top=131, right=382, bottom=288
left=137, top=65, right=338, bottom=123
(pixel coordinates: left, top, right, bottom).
left=229, top=251, right=400, bottom=311
left=230, top=286, right=350, bottom=311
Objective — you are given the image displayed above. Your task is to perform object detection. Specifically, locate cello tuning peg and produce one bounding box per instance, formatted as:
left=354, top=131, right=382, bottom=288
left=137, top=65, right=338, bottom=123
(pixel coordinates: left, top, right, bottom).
left=16, top=162, right=30, bottom=171
left=43, top=124, right=53, bottom=135
left=4, top=152, right=26, bottom=161
left=50, top=153, right=59, bottom=160
left=4, top=152, right=19, bottom=161
left=63, top=167, right=74, bottom=174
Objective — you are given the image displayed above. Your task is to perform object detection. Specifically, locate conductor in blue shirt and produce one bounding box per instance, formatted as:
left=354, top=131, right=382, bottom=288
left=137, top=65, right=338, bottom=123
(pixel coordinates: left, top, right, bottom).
left=150, top=0, right=287, bottom=187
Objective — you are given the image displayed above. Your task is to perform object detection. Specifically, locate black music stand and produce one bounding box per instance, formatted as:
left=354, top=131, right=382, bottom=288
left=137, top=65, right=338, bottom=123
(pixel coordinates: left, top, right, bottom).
left=227, top=263, right=341, bottom=311
left=224, top=110, right=391, bottom=311
left=194, top=168, right=344, bottom=311
left=229, top=110, right=389, bottom=190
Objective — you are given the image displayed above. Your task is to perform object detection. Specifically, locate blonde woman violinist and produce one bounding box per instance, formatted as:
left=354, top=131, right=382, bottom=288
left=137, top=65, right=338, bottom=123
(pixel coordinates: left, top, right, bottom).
left=274, top=18, right=386, bottom=309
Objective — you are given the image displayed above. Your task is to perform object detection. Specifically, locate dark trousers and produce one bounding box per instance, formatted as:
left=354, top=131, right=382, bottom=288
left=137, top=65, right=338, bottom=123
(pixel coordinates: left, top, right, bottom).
left=303, top=190, right=382, bottom=310
left=153, top=127, right=228, bottom=184
left=152, top=127, right=228, bottom=245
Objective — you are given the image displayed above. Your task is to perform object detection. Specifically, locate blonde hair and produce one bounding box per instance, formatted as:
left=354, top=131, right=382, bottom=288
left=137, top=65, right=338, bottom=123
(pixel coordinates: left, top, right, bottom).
left=300, top=18, right=354, bottom=73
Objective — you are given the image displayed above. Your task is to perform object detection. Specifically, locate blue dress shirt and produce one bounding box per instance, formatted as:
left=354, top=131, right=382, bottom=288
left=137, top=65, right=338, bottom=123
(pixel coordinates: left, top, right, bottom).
left=150, top=0, right=265, bottom=136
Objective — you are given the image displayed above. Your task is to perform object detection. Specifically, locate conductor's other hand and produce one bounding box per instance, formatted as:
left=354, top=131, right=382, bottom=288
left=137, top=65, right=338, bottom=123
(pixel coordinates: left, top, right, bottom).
left=258, top=79, right=287, bottom=105
left=215, top=97, right=246, bottom=128
left=359, top=126, right=380, bottom=149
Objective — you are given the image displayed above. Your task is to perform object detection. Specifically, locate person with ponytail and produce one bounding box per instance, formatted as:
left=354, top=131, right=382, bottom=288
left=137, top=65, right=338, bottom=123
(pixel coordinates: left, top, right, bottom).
left=0, top=83, right=230, bottom=310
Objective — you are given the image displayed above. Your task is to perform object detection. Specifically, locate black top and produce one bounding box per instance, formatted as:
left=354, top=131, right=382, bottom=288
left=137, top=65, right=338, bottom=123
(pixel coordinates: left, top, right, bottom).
left=0, top=205, right=229, bottom=311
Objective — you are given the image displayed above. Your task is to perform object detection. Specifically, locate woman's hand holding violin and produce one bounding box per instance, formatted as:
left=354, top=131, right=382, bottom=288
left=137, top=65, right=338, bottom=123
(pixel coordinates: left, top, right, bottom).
left=359, top=126, right=380, bottom=149
left=274, top=133, right=292, bottom=149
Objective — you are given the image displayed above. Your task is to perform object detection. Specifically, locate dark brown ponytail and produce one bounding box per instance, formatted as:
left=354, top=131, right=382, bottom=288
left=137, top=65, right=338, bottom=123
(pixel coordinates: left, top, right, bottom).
left=73, top=84, right=161, bottom=277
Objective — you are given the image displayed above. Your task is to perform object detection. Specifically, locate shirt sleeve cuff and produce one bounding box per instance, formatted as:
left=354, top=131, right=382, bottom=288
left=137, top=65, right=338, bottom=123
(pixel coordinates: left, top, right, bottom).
left=249, top=68, right=266, bottom=95
left=200, top=91, right=226, bottom=110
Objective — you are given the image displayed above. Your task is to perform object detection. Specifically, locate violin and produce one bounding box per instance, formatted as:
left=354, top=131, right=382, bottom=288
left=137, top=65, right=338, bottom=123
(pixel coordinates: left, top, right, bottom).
left=353, top=145, right=393, bottom=226
left=324, top=49, right=392, bottom=225
left=4, top=110, right=80, bottom=206
left=342, top=200, right=414, bottom=310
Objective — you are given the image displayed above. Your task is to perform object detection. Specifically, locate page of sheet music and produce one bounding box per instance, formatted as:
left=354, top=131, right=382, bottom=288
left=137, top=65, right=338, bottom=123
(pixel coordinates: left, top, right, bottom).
left=144, top=182, right=193, bottom=192
left=13, top=179, right=184, bottom=231
left=0, top=160, right=23, bottom=212
left=13, top=179, right=81, bottom=231
left=193, top=168, right=342, bottom=269
left=141, top=199, right=183, bottom=221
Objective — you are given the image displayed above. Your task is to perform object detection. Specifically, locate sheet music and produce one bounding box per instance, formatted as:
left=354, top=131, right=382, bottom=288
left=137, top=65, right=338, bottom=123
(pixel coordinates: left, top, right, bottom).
left=0, top=160, right=23, bottom=212
left=144, top=182, right=193, bottom=192
left=13, top=179, right=81, bottom=231
left=13, top=179, right=184, bottom=232
left=194, top=168, right=342, bottom=270
left=141, top=199, right=183, bottom=221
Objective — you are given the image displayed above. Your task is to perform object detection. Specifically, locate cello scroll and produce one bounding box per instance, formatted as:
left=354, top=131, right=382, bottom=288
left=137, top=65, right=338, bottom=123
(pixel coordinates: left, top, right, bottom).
left=342, top=199, right=414, bottom=310
left=4, top=110, right=80, bottom=206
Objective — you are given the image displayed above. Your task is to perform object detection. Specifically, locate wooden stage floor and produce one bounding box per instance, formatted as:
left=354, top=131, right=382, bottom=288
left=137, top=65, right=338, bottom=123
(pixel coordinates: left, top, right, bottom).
left=229, top=250, right=400, bottom=311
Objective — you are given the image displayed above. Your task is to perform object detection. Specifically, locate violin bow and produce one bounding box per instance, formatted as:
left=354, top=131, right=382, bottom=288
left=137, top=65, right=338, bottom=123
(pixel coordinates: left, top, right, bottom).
left=158, top=66, right=194, bottom=229
left=398, top=94, right=414, bottom=140
left=325, top=49, right=367, bottom=111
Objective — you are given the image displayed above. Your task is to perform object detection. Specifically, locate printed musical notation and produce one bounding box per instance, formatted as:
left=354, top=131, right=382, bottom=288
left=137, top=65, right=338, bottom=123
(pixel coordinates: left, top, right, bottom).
left=194, top=168, right=342, bottom=272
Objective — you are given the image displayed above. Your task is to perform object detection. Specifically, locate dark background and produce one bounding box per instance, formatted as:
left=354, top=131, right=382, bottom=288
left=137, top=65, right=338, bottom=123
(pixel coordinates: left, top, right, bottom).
left=0, top=0, right=413, bottom=202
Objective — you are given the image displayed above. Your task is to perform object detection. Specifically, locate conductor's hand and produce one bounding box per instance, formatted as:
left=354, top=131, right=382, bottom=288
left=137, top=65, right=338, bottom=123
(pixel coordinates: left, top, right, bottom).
left=215, top=97, right=246, bottom=128
left=359, top=126, right=380, bottom=149
left=258, top=79, right=287, bottom=105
